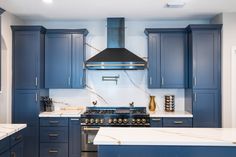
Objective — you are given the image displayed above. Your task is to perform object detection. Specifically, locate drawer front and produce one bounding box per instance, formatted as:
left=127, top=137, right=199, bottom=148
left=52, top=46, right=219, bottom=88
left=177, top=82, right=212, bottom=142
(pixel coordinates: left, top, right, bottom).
left=40, top=143, right=68, bottom=157
left=150, top=118, right=163, bottom=127
left=10, top=130, right=23, bottom=147
left=40, top=127, right=68, bottom=143
left=40, top=118, right=68, bottom=127
left=163, top=118, right=193, bottom=127
left=0, top=137, right=9, bottom=154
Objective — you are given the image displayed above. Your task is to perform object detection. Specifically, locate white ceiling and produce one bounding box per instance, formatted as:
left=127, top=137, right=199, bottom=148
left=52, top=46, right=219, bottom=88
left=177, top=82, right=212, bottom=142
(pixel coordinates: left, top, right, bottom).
left=0, top=0, right=236, bottom=21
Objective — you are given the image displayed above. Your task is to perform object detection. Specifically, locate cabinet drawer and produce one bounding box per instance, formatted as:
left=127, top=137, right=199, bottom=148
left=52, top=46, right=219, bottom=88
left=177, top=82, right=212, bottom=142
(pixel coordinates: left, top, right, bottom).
left=40, top=143, right=68, bottom=157
left=10, top=131, right=23, bottom=147
left=0, top=137, right=9, bottom=154
left=163, top=118, right=193, bottom=127
left=40, top=127, right=68, bottom=143
left=40, top=118, right=68, bottom=127
left=150, top=118, right=163, bottom=127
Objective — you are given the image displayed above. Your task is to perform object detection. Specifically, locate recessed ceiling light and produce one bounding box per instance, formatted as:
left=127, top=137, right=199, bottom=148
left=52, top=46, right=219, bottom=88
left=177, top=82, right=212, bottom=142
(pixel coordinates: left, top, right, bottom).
left=42, top=0, right=53, bottom=4
left=166, top=0, right=186, bottom=8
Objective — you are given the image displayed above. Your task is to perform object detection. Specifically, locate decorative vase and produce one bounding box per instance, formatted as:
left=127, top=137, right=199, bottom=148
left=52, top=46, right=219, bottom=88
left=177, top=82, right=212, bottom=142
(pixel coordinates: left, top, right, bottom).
left=149, top=96, right=156, bottom=112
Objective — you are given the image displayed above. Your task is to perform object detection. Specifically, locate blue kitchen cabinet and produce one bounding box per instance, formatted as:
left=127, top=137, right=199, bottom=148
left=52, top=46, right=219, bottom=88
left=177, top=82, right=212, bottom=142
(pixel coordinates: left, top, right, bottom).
left=0, top=151, right=9, bottom=157
left=145, top=29, right=187, bottom=88
left=190, top=28, right=221, bottom=89
left=69, top=118, right=81, bottom=157
left=12, top=26, right=49, bottom=157
left=10, top=141, right=23, bottom=157
left=192, top=90, right=220, bottom=127
left=45, top=33, right=72, bottom=88
left=150, top=118, right=163, bottom=127
left=45, top=30, right=88, bottom=89
left=186, top=25, right=222, bottom=128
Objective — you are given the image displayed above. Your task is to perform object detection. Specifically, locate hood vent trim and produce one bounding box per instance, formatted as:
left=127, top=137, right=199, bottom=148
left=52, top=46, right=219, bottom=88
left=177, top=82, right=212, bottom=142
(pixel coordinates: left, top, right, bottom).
left=85, top=18, right=147, bottom=70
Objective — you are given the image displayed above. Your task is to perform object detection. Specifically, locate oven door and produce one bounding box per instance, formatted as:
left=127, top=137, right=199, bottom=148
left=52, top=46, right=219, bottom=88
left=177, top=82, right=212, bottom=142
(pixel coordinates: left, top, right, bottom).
left=81, top=126, right=99, bottom=152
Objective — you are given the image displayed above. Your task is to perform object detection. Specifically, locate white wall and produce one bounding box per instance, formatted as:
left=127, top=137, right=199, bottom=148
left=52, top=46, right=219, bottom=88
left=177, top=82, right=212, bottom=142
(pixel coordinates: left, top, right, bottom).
left=0, top=12, right=24, bottom=123
left=26, top=19, right=209, bottom=111
left=211, top=13, right=236, bottom=128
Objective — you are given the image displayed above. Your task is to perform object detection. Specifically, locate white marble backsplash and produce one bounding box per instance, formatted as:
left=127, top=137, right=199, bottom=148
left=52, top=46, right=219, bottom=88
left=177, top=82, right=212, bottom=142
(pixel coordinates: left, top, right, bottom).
left=50, top=70, right=185, bottom=111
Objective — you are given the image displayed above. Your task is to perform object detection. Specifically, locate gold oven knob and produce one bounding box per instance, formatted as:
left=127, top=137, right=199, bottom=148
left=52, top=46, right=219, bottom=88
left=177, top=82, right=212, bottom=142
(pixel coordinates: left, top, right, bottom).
left=118, top=118, right=123, bottom=123
left=142, top=119, right=146, bottom=124
left=85, top=119, right=89, bottom=124
left=90, top=119, right=94, bottom=124
left=100, top=119, right=104, bottom=124
left=95, top=119, right=99, bottom=124
left=108, top=119, right=113, bottom=124
left=113, top=118, right=117, bottom=123
left=123, top=119, right=128, bottom=123
left=132, top=119, right=136, bottom=124
left=136, top=119, right=141, bottom=123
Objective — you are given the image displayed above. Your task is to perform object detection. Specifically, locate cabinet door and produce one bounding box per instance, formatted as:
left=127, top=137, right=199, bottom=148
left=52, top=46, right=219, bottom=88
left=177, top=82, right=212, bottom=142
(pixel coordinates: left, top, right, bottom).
left=13, top=90, right=39, bottom=157
left=11, top=142, right=23, bottom=157
left=161, top=33, right=186, bottom=88
left=192, top=30, right=220, bottom=89
left=72, top=34, right=85, bottom=88
left=13, top=31, right=39, bottom=89
left=69, top=118, right=81, bottom=157
left=45, top=34, right=72, bottom=88
left=193, top=90, right=220, bottom=127
left=0, top=151, right=9, bottom=157
left=148, top=33, right=161, bottom=88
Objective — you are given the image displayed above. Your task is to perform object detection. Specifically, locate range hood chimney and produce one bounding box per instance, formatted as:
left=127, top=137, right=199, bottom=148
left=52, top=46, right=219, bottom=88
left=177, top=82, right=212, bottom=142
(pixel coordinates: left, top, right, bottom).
left=85, top=18, right=147, bottom=70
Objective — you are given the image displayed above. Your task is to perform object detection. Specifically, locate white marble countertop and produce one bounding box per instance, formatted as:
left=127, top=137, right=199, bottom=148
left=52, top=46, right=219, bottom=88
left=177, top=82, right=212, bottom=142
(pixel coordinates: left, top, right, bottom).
left=149, top=111, right=193, bottom=118
left=94, top=127, right=236, bottom=146
left=39, top=109, right=85, bottom=117
left=0, top=124, right=27, bottom=141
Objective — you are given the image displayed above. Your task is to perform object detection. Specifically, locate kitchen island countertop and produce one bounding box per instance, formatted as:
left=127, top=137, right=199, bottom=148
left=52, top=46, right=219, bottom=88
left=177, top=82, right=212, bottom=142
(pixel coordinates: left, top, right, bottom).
left=94, top=127, right=236, bottom=146
left=0, top=124, right=27, bottom=140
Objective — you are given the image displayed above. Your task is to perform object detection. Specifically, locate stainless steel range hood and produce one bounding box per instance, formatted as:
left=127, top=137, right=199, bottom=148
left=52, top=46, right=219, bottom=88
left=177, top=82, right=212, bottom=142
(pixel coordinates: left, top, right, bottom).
left=85, top=18, right=147, bottom=70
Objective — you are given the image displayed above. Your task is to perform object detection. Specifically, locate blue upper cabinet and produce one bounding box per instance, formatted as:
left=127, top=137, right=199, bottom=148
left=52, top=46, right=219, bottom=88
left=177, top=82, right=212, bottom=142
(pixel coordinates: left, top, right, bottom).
left=12, top=26, right=46, bottom=89
left=160, top=32, right=187, bottom=88
left=147, top=33, right=161, bottom=88
left=145, top=29, right=187, bottom=89
left=45, top=33, right=72, bottom=88
left=189, top=27, right=221, bottom=89
left=45, top=30, right=88, bottom=89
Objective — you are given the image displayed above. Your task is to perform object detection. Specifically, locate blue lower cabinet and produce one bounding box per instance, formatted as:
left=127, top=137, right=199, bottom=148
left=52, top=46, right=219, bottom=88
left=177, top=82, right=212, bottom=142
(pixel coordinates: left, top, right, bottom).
left=150, top=118, right=163, bottom=127
left=0, top=138, right=9, bottom=154
left=40, top=118, right=69, bottom=127
left=40, top=143, right=68, bottom=157
left=69, top=118, right=81, bottom=157
left=98, top=145, right=236, bottom=157
left=40, top=127, right=68, bottom=143
left=10, top=142, right=23, bottom=157
left=163, top=118, right=193, bottom=127
left=22, top=127, right=39, bottom=157
left=0, top=151, right=9, bottom=157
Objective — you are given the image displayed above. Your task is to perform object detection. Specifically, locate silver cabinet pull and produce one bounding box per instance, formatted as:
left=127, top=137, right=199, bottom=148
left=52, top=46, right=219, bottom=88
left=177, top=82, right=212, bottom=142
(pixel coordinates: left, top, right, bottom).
left=35, top=77, right=38, bottom=87
left=70, top=118, right=79, bottom=121
left=193, top=77, right=197, bottom=86
left=194, top=93, right=197, bottom=102
left=174, top=121, right=184, bottom=124
left=48, top=133, right=59, bottom=137
left=35, top=93, right=38, bottom=102
left=149, top=77, right=152, bottom=85
left=161, top=77, right=164, bottom=86
left=68, top=77, right=71, bottom=86
left=80, top=77, right=82, bottom=85
left=49, top=150, right=59, bottom=153
left=152, top=118, right=161, bottom=121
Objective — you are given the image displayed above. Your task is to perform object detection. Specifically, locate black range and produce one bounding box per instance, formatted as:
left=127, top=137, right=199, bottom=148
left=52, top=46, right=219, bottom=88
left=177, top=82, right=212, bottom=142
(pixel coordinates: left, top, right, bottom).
left=81, top=107, right=150, bottom=127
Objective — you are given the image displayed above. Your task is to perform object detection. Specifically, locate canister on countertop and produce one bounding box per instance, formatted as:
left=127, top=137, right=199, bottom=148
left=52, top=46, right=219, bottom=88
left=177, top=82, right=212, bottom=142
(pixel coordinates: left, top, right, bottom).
left=164, top=95, right=175, bottom=112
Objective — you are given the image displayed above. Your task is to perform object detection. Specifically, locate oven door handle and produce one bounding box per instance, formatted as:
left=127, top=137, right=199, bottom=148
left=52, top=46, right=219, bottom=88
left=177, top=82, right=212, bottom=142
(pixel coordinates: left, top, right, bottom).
left=82, top=127, right=100, bottom=131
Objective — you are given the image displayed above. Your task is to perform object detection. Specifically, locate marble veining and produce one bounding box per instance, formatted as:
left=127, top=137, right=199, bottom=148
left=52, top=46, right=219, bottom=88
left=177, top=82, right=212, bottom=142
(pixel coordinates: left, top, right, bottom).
left=0, top=124, right=27, bottom=140
left=94, top=128, right=236, bottom=146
